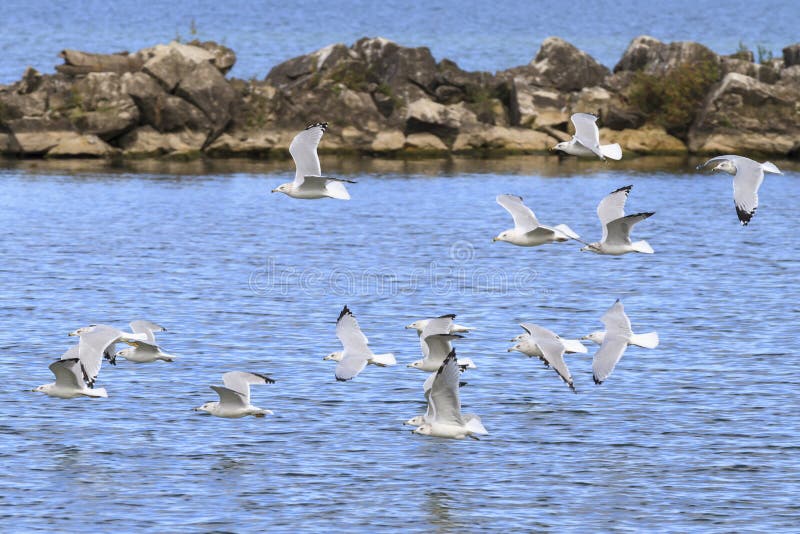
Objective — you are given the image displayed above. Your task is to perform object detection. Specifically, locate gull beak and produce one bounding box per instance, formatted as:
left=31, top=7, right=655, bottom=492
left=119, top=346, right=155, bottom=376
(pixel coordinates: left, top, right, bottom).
left=507, top=347, right=514, bottom=352
left=580, top=335, right=590, bottom=340
left=404, top=325, right=413, bottom=329
left=491, top=238, right=497, bottom=243
left=68, top=332, right=76, bottom=337
left=406, top=363, right=414, bottom=368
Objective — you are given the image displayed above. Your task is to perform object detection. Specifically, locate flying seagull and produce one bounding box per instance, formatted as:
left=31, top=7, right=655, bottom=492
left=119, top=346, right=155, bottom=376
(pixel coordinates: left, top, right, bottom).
left=405, top=314, right=474, bottom=335
left=113, top=320, right=176, bottom=363
left=194, top=371, right=275, bottom=418
left=511, top=324, right=578, bottom=392
left=271, top=122, right=355, bottom=199
left=696, top=155, right=782, bottom=225
left=492, top=194, right=579, bottom=246
left=33, top=357, right=108, bottom=399
left=580, top=185, right=654, bottom=255
left=551, top=113, right=622, bottom=160
left=584, top=300, right=659, bottom=384
left=328, top=305, right=396, bottom=381
left=407, top=315, right=475, bottom=372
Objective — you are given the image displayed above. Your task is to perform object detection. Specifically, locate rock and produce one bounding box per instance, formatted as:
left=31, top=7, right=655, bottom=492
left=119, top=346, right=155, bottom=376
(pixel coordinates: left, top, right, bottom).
left=688, top=72, right=800, bottom=155
left=508, top=81, right=568, bottom=128
left=0, top=86, right=48, bottom=118
left=4, top=117, right=77, bottom=155
left=117, top=125, right=205, bottom=157
left=783, top=43, right=800, bottom=67
left=404, top=132, right=448, bottom=152
left=265, top=43, right=353, bottom=88
left=527, top=37, right=610, bottom=91
left=123, top=72, right=210, bottom=132
left=599, top=126, right=687, bottom=154
left=175, top=61, right=238, bottom=140
left=780, top=65, right=800, bottom=84
left=19, top=67, right=43, bottom=94
left=452, top=126, right=555, bottom=153
left=353, top=37, right=437, bottom=97
left=614, top=35, right=719, bottom=74
left=205, top=132, right=277, bottom=157
left=405, top=98, right=477, bottom=140
left=142, top=48, right=197, bottom=92
left=46, top=134, right=115, bottom=157
left=186, top=40, right=236, bottom=73
left=720, top=57, right=779, bottom=84
left=370, top=130, right=405, bottom=152
left=56, top=49, right=143, bottom=76
left=67, top=72, right=140, bottom=139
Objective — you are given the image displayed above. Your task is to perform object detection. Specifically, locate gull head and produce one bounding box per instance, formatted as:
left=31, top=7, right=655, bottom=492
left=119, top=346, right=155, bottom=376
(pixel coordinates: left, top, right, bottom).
left=406, top=360, right=423, bottom=369
left=405, top=321, right=423, bottom=331
left=551, top=141, right=569, bottom=153
left=194, top=402, right=215, bottom=414
left=711, top=160, right=736, bottom=175
left=507, top=343, right=521, bottom=353
left=492, top=231, right=511, bottom=243
left=510, top=334, right=527, bottom=343
left=580, top=242, right=601, bottom=253
left=404, top=416, right=425, bottom=426
left=413, top=423, right=434, bottom=436
left=115, top=348, right=134, bottom=360
left=68, top=325, right=95, bottom=337
left=323, top=351, right=343, bottom=362
left=271, top=183, right=292, bottom=195
left=32, top=384, right=49, bottom=393
left=582, top=331, right=606, bottom=345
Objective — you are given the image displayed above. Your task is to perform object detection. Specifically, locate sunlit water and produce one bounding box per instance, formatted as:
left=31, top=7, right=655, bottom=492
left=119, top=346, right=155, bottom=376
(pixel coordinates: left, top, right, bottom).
left=1, top=157, right=798, bottom=531
left=1, top=0, right=798, bottom=84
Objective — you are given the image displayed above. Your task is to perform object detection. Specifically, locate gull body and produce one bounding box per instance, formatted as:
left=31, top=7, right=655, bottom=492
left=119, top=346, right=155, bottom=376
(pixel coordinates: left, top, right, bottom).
left=697, top=155, right=782, bottom=225
left=34, top=358, right=108, bottom=399
left=552, top=113, right=622, bottom=161
left=581, top=185, right=654, bottom=255
left=405, top=315, right=474, bottom=334
left=271, top=122, right=354, bottom=200
left=404, top=371, right=482, bottom=428
left=195, top=371, right=275, bottom=418
left=585, top=300, right=659, bottom=384
left=114, top=320, right=175, bottom=363
left=407, top=315, right=475, bottom=371
left=493, top=194, right=579, bottom=246
left=330, top=305, right=396, bottom=381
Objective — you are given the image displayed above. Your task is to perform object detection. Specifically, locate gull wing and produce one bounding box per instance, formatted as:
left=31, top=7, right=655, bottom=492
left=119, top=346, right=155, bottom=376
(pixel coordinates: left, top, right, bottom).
left=429, top=350, right=463, bottom=425
left=571, top=113, right=603, bottom=158
left=496, top=194, right=539, bottom=232
left=524, top=324, right=575, bottom=392
left=597, top=185, right=632, bottom=241
left=335, top=306, right=373, bottom=380
left=130, top=320, right=166, bottom=344
left=604, top=212, right=654, bottom=246
left=420, top=333, right=462, bottom=366
left=592, top=336, right=629, bottom=384
left=601, top=299, right=633, bottom=337
left=76, top=324, right=122, bottom=387
left=222, top=371, right=274, bottom=403
left=211, top=385, right=248, bottom=408
left=289, top=122, right=327, bottom=187
left=50, top=358, right=85, bottom=389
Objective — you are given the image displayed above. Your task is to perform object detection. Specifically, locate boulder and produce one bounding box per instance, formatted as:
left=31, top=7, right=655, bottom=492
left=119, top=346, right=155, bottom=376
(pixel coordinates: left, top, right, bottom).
left=526, top=37, right=610, bottom=91
left=117, top=125, right=205, bottom=157
left=370, top=130, right=405, bottom=152
left=46, top=134, right=116, bottom=157
left=614, top=35, right=719, bottom=74
left=67, top=72, right=140, bottom=139
left=353, top=37, right=438, bottom=96
left=688, top=72, right=800, bottom=155
left=186, top=40, right=236, bottom=73
left=266, top=43, right=354, bottom=88
left=4, top=117, right=77, bottom=155
left=508, top=81, right=568, bottom=128
left=405, top=98, right=477, bottom=139
left=18, top=67, right=43, bottom=94
left=783, top=43, right=800, bottom=67
left=452, top=126, right=555, bottom=153
left=720, top=57, right=779, bottom=84
left=123, top=71, right=209, bottom=132
left=142, top=48, right=198, bottom=92
left=599, top=126, right=687, bottom=154
left=205, top=131, right=278, bottom=157
left=403, top=132, right=448, bottom=152
left=175, top=61, right=238, bottom=139
left=56, top=49, right=143, bottom=76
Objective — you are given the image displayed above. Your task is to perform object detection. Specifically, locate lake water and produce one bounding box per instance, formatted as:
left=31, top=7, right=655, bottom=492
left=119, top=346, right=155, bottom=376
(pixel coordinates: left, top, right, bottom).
left=1, top=0, right=799, bottom=84
left=1, top=156, right=798, bottom=531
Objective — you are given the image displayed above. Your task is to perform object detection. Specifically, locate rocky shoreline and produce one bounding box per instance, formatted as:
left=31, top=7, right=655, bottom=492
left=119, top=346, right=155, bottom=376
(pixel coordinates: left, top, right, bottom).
left=1, top=36, right=798, bottom=160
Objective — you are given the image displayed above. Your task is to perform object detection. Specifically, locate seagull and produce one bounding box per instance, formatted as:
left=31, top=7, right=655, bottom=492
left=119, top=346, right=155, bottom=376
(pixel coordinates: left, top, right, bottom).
left=510, top=324, right=578, bottom=392
left=405, top=314, right=474, bottom=334
left=407, top=316, right=475, bottom=372
left=508, top=324, right=588, bottom=355
left=551, top=113, right=622, bottom=160
left=580, top=185, right=655, bottom=255
left=492, top=194, right=580, bottom=246
left=194, top=371, right=275, bottom=418
left=696, top=155, right=782, bottom=225
left=66, top=324, right=144, bottom=388
left=271, top=122, right=355, bottom=199
left=584, top=299, right=659, bottom=384
left=412, top=349, right=488, bottom=439
left=404, top=367, right=483, bottom=428
left=33, top=357, right=108, bottom=399
left=112, top=320, right=176, bottom=363
left=328, top=305, right=396, bottom=381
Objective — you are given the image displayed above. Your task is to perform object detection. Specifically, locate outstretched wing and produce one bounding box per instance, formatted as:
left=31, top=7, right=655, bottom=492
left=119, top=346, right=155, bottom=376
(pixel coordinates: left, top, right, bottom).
left=289, top=122, right=327, bottom=186
left=334, top=306, right=373, bottom=380
left=571, top=113, right=602, bottom=158
left=604, top=212, right=654, bottom=246
left=429, top=350, right=463, bottom=425
left=592, top=337, right=629, bottom=384
left=211, top=385, right=248, bottom=408
left=129, top=320, right=166, bottom=344
left=524, top=325, right=574, bottom=392
left=222, top=371, right=274, bottom=402
left=597, top=185, right=632, bottom=241
left=50, top=358, right=85, bottom=389
left=601, top=299, right=633, bottom=337
left=496, top=194, right=539, bottom=232
left=76, top=325, right=121, bottom=387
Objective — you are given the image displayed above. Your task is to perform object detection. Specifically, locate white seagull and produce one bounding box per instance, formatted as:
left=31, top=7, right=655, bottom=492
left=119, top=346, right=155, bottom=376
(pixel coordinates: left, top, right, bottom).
left=405, top=314, right=474, bottom=335
left=328, top=305, right=396, bottom=381
left=33, top=356, right=108, bottom=399
left=552, top=113, right=622, bottom=160
left=404, top=371, right=476, bottom=427
left=510, top=324, right=578, bottom=392
left=113, top=320, right=176, bottom=364
left=509, top=324, right=588, bottom=356
left=66, top=324, right=145, bottom=388
left=407, top=315, right=475, bottom=372
left=584, top=300, right=659, bottom=384
left=412, top=349, right=488, bottom=439
left=696, top=155, right=782, bottom=225
left=580, top=185, right=655, bottom=255
left=194, top=371, right=275, bottom=418
left=492, top=194, right=580, bottom=246
left=271, top=122, right=355, bottom=199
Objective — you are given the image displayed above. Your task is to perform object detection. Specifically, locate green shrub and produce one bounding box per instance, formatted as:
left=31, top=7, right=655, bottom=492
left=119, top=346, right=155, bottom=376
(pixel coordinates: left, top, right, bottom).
left=627, top=59, right=720, bottom=138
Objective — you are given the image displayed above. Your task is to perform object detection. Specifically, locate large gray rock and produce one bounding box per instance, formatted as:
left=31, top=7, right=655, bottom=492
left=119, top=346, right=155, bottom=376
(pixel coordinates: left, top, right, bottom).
left=67, top=72, right=140, bottom=139
left=508, top=80, right=569, bottom=128
left=4, top=117, right=77, bottom=155
left=688, top=72, right=800, bottom=155
left=56, top=49, right=143, bottom=76
left=187, top=40, right=237, bottom=73
left=783, top=43, right=800, bottom=67
left=175, top=61, right=238, bottom=140
left=720, top=57, right=780, bottom=84
left=614, top=35, right=719, bottom=74
left=526, top=37, right=610, bottom=91
left=405, top=98, right=477, bottom=140
left=123, top=72, right=210, bottom=132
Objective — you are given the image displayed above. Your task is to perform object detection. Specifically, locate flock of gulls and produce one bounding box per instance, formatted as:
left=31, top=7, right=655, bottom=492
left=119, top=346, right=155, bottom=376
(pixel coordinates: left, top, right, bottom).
left=36, top=111, right=784, bottom=439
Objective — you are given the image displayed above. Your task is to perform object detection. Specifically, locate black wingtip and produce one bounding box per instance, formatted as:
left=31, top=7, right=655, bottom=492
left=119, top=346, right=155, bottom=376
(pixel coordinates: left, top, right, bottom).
left=593, top=375, right=603, bottom=385
left=611, top=185, right=633, bottom=195
left=337, top=305, right=352, bottom=322
left=437, top=348, right=457, bottom=375
left=253, top=372, right=276, bottom=384
left=335, top=375, right=352, bottom=382
left=437, top=313, right=457, bottom=319
left=736, top=204, right=754, bottom=225
left=305, top=121, right=328, bottom=131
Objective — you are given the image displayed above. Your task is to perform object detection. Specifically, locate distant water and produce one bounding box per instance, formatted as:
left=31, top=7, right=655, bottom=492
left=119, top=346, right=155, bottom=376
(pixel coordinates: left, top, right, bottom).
left=1, top=0, right=798, bottom=84
left=1, top=156, right=799, bottom=531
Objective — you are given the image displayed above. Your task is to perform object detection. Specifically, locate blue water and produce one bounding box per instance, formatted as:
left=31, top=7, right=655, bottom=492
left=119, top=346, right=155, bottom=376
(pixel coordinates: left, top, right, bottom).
left=1, top=156, right=798, bottom=531
left=1, top=0, right=798, bottom=84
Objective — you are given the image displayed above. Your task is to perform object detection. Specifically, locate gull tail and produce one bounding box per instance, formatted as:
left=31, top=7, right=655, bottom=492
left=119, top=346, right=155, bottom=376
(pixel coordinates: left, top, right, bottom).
left=632, top=240, right=654, bottom=254
left=600, top=143, right=622, bottom=161
left=457, top=357, right=477, bottom=371
left=84, top=387, right=108, bottom=398
left=158, top=352, right=178, bottom=362
left=562, top=338, right=588, bottom=354
left=451, top=324, right=474, bottom=333
left=631, top=332, right=659, bottom=349
left=554, top=224, right=580, bottom=241
left=761, top=161, right=782, bottom=174
left=325, top=181, right=351, bottom=200
left=464, top=414, right=489, bottom=435
left=369, top=353, right=397, bottom=367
